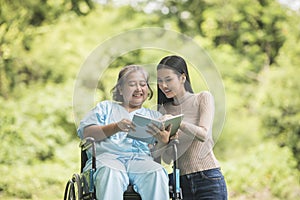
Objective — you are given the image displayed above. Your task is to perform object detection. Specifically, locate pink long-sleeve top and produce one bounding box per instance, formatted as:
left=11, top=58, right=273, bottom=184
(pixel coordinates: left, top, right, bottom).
left=160, top=91, right=220, bottom=175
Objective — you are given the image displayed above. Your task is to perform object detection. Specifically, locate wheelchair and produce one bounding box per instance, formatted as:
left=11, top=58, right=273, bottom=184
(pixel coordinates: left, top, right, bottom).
left=63, top=137, right=183, bottom=200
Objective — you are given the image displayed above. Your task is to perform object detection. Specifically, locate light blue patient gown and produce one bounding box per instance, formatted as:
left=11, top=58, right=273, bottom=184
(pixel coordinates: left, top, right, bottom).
left=77, top=100, right=169, bottom=200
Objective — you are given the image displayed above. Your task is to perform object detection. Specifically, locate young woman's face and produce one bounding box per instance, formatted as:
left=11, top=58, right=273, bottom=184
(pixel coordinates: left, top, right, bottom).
left=119, top=71, right=149, bottom=109
left=157, top=68, right=186, bottom=99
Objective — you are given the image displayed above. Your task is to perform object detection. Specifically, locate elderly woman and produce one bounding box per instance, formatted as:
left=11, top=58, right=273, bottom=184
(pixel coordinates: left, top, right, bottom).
left=77, top=65, right=170, bottom=200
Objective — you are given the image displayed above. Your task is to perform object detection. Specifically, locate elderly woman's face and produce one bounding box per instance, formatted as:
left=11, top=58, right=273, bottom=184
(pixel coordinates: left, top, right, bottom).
left=119, top=71, right=149, bottom=109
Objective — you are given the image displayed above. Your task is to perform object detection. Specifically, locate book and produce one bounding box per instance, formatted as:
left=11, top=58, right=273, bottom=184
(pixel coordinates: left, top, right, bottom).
left=127, top=113, right=184, bottom=144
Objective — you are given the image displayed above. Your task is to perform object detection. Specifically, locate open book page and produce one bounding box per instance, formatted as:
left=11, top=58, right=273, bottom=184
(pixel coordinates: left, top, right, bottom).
left=127, top=113, right=184, bottom=144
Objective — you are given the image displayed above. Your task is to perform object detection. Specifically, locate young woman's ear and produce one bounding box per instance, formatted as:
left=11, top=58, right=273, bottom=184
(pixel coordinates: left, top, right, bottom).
left=181, top=74, right=186, bottom=83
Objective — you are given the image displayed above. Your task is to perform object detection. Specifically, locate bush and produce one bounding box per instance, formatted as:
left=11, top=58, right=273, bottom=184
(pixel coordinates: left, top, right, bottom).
left=223, top=141, right=300, bottom=199
left=0, top=82, right=76, bottom=165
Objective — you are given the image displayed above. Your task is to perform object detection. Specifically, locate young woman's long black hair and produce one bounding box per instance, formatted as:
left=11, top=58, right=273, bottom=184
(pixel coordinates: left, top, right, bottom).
left=157, top=55, right=194, bottom=106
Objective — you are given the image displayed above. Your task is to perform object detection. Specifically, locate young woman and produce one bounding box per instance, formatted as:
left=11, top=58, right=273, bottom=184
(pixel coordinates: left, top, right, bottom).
left=77, top=65, right=170, bottom=200
left=155, top=55, right=228, bottom=200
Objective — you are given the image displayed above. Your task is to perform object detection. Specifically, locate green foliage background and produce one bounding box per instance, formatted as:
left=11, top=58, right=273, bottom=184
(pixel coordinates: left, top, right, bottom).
left=0, top=0, right=300, bottom=199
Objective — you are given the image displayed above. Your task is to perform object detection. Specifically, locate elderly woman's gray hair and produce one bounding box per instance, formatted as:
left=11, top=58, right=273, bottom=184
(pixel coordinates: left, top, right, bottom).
left=111, top=65, right=153, bottom=102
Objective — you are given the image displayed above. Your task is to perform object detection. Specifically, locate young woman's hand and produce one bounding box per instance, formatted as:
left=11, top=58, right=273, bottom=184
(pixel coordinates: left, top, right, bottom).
left=147, top=123, right=172, bottom=144
left=170, top=132, right=179, bottom=140
left=158, top=114, right=174, bottom=121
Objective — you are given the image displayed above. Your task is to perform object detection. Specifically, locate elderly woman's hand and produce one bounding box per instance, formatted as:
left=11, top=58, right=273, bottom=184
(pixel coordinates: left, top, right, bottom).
left=116, top=119, right=135, bottom=132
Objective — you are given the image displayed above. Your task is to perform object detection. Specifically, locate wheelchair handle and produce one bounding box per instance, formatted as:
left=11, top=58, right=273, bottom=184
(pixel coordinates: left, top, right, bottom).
left=170, top=139, right=182, bottom=199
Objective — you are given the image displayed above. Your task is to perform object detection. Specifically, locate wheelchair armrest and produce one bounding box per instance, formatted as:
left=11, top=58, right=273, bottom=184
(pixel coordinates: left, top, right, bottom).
left=79, top=137, right=95, bottom=150
left=80, top=137, right=97, bottom=171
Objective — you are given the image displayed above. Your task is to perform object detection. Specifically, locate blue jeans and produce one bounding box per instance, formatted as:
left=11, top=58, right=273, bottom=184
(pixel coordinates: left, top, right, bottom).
left=180, top=168, right=227, bottom=200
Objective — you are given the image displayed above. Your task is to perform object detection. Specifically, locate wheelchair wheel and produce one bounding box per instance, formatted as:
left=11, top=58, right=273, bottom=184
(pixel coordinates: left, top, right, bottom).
left=64, top=180, right=73, bottom=200
left=64, top=174, right=82, bottom=200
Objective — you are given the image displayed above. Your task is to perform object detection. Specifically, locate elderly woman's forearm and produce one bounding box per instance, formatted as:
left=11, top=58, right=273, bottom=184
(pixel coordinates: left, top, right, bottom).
left=83, top=123, right=119, bottom=141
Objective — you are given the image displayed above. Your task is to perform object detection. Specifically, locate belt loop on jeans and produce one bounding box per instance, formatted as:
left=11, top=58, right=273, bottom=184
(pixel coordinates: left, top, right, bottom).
left=186, top=174, right=191, bottom=179
left=199, top=171, right=205, bottom=178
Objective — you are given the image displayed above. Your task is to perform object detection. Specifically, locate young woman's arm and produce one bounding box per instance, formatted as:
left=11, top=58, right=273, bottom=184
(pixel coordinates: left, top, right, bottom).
left=180, top=92, right=214, bottom=142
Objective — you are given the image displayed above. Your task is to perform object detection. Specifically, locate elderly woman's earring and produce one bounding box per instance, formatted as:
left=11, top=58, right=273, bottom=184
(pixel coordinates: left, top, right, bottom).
left=118, top=87, right=123, bottom=95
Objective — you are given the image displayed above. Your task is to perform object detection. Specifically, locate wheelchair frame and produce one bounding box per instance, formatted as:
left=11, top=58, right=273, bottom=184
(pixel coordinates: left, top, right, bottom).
left=63, top=137, right=182, bottom=200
